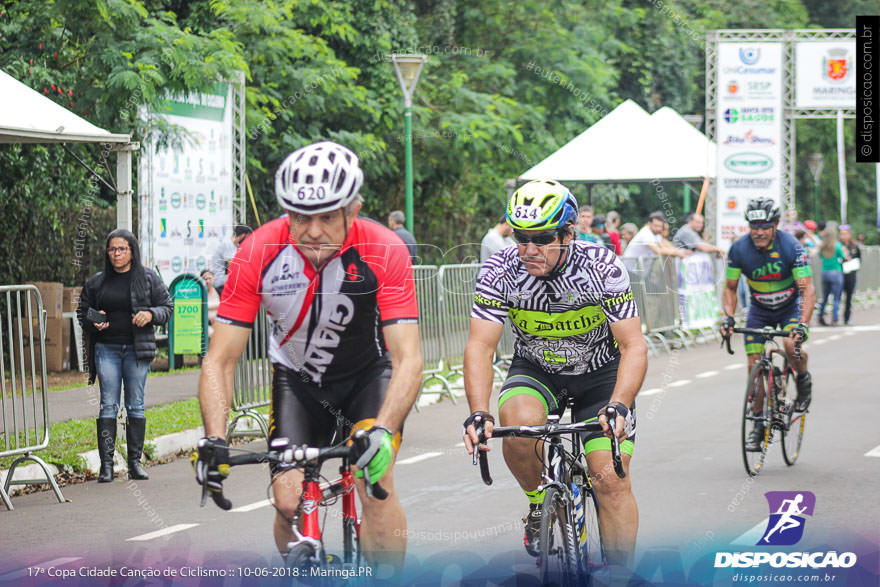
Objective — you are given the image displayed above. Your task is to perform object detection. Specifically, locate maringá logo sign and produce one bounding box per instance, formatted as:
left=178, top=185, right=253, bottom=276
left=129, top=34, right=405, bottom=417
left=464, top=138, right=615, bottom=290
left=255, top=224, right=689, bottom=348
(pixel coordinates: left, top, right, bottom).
left=823, top=47, right=849, bottom=82
left=724, top=153, right=774, bottom=175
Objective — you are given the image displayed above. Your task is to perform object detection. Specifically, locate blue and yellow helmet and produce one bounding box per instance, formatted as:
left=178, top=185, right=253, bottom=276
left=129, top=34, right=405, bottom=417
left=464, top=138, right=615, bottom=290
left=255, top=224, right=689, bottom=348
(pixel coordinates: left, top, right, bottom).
left=506, top=180, right=578, bottom=231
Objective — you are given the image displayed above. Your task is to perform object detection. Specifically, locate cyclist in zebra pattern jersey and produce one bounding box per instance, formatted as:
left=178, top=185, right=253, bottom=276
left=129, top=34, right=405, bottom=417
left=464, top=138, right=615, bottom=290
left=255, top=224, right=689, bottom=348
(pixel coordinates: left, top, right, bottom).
left=462, top=180, right=647, bottom=567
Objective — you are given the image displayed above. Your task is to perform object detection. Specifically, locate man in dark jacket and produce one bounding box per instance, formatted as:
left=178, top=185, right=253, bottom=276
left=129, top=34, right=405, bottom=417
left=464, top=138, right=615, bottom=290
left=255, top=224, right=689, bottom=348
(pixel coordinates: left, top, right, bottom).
left=78, top=229, right=172, bottom=483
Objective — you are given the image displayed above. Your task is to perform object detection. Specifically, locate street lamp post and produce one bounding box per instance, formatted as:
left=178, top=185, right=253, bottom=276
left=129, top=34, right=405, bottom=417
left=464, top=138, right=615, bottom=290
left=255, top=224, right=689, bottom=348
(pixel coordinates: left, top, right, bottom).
left=390, top=54, right=427, bottom=234
left=807, top=153, right=824, bottom=220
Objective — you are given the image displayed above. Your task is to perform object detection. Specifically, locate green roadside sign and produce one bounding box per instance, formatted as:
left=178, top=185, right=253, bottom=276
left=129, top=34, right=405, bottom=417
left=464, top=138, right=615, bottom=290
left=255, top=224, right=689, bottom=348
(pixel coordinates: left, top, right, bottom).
left=169, top=274, right=208, bottom=369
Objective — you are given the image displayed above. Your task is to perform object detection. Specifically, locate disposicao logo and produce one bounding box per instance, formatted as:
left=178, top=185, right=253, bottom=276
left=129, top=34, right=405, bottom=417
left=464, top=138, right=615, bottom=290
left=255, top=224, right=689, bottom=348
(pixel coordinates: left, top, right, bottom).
left=759, top=491, right=814, bottom=546
left=714, top=491, right=858, bottom=570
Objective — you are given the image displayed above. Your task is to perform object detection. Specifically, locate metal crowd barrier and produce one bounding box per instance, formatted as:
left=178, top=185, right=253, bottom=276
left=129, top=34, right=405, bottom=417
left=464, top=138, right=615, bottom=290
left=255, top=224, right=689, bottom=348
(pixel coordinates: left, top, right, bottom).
left=228, top=306, right=271, bottom=441
left=0, top=285, right=65, bottom=510
left=413, top=265, right=454, bottom=409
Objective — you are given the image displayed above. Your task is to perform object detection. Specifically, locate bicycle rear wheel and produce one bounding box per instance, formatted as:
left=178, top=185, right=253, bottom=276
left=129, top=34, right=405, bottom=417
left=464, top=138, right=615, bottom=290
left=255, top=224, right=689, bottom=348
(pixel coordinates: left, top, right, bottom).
left=780, top=368, right=806, bottom=466
left=580, top=481, right=605, bottom=569
left=539, top=486, right=579, bottom=586
left=742, top=363, right=771, bottom=476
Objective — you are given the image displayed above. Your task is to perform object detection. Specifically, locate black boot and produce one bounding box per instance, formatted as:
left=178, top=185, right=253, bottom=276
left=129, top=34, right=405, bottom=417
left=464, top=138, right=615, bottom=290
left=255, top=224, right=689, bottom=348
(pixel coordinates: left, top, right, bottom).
left=96, top=418, right=116, bottom=483
left=126, top=417, right=150, bottom=480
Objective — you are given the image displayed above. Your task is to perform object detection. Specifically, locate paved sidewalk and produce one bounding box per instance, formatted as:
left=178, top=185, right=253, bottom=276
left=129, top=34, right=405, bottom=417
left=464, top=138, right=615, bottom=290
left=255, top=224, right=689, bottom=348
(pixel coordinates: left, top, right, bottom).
left=45, top=370, right=201, bottom=425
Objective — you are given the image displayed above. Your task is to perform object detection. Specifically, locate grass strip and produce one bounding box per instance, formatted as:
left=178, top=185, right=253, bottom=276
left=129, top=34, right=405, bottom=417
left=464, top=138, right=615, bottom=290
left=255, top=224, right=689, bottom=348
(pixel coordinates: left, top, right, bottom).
left=0, top=398, right=269, bottom=472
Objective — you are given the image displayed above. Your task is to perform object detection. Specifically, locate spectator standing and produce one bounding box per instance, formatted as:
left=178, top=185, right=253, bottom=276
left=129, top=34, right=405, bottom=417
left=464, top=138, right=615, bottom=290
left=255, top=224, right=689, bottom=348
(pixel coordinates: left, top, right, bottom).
left=210, top=225, right=253, bottom=296
left=480, top=218, right=515, bottom=263
left=619, top=222, right=638, bottom=253
left=817, top=225, right=845, bottom=326
left=672, top=213, right=725, bottom=257
left=839, top=225, right=861, bottom=325
left=575, top=205, right=600, bottom=243
left=606, top=210, right=622, bottom=254
left=388, top=210, right=418, bottom=262
left=591, top=215, right=615, bottom=252
left=802, top=220, right=821, bottom=252
left=622, top=212, right=690, bottom=260
left=77, top=230, right=172, bottom=483
left=200, top=269, right=221, bottom=338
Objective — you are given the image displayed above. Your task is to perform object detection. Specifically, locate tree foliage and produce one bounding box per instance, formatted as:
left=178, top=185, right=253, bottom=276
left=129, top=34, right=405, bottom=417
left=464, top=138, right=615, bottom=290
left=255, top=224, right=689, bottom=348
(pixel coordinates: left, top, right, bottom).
left=0, top=0, right=877, bottom=288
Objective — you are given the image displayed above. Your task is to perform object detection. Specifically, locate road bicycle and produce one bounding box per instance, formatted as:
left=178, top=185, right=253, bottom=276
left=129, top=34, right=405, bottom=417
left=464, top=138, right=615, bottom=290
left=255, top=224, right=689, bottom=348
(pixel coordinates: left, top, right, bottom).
left=199, top=421, right=386, bottom=574
left=473, top=404, right=626, bottom=585
left=723, top=326, right=806, bottom=476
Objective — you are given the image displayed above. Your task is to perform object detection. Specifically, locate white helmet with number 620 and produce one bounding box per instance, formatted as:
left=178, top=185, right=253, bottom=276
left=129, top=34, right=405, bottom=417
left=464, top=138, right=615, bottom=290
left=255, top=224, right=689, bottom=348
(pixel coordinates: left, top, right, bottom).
left=275, top=141, right=364, bottom=215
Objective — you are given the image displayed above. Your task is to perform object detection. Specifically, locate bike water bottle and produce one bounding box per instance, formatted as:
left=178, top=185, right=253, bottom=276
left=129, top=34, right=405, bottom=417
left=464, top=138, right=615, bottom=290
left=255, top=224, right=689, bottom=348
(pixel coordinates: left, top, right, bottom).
left=571, top=482, right=585, bottom=544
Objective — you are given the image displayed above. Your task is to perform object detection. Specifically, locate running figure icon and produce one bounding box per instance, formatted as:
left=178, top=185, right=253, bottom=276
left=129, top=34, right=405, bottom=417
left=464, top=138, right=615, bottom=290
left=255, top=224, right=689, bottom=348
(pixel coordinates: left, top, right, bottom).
left=762, top=494, right=806, bottom=543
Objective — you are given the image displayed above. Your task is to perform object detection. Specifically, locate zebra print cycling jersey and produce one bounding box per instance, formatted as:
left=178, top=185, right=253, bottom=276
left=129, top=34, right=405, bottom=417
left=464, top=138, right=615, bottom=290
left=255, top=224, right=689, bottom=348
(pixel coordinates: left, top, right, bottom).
left=471, top=241, right=639, bottom=375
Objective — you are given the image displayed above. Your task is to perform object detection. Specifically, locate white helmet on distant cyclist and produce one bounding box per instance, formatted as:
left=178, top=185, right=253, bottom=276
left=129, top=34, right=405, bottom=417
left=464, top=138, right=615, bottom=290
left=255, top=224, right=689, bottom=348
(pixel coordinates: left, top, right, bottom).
left=275, top=141, right=364, bottom=215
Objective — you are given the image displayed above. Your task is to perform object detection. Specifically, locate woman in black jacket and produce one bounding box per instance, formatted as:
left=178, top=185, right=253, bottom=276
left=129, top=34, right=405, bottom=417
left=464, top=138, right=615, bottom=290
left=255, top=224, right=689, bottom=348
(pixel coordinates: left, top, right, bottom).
left=77, top=229, right=172, bottom=483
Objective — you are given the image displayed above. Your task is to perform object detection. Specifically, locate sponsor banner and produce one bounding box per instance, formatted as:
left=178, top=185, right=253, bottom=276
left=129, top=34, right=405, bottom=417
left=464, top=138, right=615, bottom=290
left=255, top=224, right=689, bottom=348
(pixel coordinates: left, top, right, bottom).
left=677, top=252, right=720, bottom=329
left=795, top=41, right=857, bottom=109
left=139, top=83, right=234, bottom=285
left=716, top=43, right=783, bottom=252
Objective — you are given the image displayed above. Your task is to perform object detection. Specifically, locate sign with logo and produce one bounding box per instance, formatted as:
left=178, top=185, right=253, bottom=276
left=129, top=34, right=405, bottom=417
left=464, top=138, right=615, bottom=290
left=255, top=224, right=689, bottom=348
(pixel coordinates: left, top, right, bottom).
left=139, top=83, right=236, bottom=285
left=677, top=253, right=720, bottom=329
left=168, top=274, right=207, bottom=362
left=716, top=43, right=783, bottom=251
left=795, top=41, right=856, bottom=108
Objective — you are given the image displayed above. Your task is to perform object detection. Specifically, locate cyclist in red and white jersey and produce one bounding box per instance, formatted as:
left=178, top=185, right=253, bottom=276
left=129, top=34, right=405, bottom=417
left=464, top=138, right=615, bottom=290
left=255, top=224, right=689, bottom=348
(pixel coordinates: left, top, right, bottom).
left=195, top=141, right=423, bottom=567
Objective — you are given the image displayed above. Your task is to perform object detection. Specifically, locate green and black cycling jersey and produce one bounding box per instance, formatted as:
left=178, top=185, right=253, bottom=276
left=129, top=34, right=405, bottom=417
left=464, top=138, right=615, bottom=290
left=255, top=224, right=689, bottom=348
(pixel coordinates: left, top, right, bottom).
left=726, top=230, right=811, bottom=310
left=471, top=241, right=638, bottom=375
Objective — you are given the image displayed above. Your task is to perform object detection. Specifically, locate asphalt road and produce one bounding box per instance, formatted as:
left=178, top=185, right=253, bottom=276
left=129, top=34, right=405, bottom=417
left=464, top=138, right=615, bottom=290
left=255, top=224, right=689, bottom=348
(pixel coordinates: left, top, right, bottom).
left=1, top=310, right=878, bottom=586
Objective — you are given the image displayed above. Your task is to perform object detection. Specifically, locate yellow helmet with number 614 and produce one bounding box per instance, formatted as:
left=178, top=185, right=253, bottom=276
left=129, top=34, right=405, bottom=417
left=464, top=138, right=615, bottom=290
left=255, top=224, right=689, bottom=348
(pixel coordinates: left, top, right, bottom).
left=506, top=180, right=578, bottom=231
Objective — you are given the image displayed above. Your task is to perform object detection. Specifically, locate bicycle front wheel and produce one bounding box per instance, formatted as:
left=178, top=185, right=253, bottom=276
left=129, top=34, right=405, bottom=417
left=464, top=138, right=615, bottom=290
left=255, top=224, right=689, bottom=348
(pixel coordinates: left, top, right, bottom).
left=343, top=517, right=360, bottom=567
left=539, top=486, right=579, bottom=586
left=742, top=363, right=771, bottom=476
left=780, top=369, right=806, bottom=466
left=580, top=481, right=606, bottom=569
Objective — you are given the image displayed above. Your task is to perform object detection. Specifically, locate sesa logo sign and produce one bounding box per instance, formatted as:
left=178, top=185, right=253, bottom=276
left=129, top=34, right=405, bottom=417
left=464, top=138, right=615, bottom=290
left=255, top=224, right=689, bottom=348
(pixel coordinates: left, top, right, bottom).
left=724, top=153, right=774, bottom=175
left=759, top=491, right=815, bottom=545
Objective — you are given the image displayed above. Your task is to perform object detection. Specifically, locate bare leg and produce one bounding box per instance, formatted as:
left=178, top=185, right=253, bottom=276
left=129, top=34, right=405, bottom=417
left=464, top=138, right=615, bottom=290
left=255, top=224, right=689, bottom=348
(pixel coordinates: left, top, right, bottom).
left=586, top=451, right=637, bottom=567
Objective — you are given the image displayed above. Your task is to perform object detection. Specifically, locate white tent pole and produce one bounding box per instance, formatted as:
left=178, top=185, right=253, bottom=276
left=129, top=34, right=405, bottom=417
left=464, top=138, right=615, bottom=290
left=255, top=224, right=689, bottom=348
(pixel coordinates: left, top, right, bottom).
left=114, top=143, right=140, bottom=230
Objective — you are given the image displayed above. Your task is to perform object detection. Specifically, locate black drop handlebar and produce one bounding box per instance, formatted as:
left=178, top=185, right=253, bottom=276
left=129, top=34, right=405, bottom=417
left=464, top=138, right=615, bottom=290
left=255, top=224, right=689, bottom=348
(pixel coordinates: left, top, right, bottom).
left=473, top=406, right=627, bottom=485
left=722, top=326, right=802, bottom=359
left=199, top=435, right=387, bottom=511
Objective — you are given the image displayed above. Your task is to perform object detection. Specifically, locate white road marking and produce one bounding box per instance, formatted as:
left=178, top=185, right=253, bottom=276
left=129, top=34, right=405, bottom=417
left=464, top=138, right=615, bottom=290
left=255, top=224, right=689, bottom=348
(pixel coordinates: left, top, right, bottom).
left=231, top=499, right=271, bottom=513
left=126, top=523, right=199, bottom=542
left=813, top=339, right=828, bottom=345
left=695, top=370, right=719, bottom=379
left=724, top=363, right=744, bottom=371
left=397, top=452, right=443, bottom=465
left=0, top=558, right=82, bottom=581
left=667, top=379, right=692, bottom=388
left=864, top=444, right=880, bottom=458
left=640, top=388, right=664, bottom=396
left=455, top=442, right=465, bottom=447
left=828, top=334, right=841, bottom=341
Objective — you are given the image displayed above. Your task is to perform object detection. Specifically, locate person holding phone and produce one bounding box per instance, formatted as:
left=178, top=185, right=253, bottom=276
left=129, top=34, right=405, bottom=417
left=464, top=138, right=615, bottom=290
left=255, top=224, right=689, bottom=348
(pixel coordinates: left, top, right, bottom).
left=77, top=229, right=172, bottom=483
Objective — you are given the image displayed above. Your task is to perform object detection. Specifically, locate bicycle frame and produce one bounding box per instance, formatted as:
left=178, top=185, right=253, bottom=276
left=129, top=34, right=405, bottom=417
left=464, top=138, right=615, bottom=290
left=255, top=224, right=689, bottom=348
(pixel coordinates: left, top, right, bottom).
left=292, top=461, right=358, bottom=548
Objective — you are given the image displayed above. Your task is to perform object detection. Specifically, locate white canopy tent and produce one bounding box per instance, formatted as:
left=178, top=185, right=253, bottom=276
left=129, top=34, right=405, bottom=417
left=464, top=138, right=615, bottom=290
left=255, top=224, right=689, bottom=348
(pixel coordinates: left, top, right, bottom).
left=0, top=69, right=136, bottom=229
left=520, top=99, right=715, bottom=184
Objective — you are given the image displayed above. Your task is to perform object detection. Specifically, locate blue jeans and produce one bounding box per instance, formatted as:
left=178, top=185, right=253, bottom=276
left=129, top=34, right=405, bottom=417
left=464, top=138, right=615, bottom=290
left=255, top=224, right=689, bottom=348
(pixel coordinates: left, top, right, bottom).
left=95, top=343, right=150, bottom=419
left=820, top=271, right=844, bottom=323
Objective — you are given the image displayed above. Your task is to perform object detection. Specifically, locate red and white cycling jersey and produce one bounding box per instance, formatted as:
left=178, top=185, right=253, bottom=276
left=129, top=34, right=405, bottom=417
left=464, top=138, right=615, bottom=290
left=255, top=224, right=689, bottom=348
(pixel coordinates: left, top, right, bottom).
left=216, top=216, right=418, bottom=385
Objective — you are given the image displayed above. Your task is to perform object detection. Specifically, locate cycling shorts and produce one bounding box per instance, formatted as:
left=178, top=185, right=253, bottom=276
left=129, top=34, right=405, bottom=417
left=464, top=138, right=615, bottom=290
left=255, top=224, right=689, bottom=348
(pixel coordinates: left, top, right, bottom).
left=744, top=298, right=801, bottom=355
left=498, top=356, right=634, bottom=456
left=268, top=358, right=393, bottom=475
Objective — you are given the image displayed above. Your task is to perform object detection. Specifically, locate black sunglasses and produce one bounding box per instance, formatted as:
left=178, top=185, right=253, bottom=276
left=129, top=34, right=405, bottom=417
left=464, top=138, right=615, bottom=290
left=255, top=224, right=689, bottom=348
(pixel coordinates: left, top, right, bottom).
left=513, top=230, right=558, bottom=245
left=748, top=222, right=775, bottom=230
